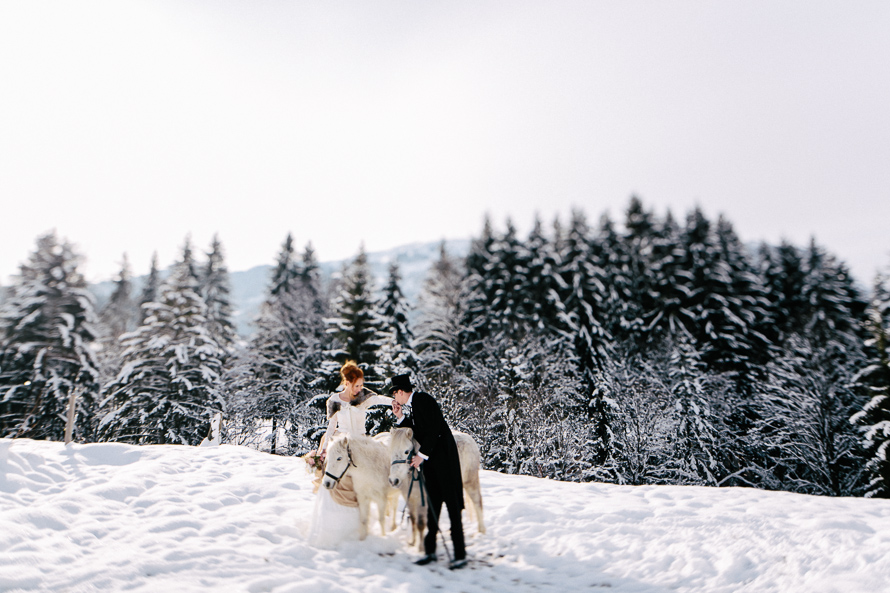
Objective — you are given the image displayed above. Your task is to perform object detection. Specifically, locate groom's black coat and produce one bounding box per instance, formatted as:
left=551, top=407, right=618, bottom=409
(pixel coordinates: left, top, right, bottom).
left=400, top=391, right=464, bottom=508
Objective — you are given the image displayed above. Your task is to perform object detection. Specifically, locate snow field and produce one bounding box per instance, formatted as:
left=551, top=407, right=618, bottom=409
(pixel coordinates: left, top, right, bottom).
left=1, top=439, right=889, bottom=593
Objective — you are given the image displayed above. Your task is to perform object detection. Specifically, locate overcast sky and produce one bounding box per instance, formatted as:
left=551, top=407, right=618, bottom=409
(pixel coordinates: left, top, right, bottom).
left=1, top=1, right=888, bottom=287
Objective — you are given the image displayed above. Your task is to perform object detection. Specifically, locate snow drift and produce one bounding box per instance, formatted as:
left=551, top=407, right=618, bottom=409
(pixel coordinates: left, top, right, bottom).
left=1, top=439, right=888, bottom=593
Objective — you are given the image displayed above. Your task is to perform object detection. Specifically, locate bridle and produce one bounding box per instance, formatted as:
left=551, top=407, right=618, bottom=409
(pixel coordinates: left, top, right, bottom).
left=391, top=448, right=426, bottom=506
left=389, top=440, right=452, bottom=565
left=389, top=444, right=452, bottom=564
left=390, top=449, right=415, bottom=469
left=324, top=443, right=357, bottom=484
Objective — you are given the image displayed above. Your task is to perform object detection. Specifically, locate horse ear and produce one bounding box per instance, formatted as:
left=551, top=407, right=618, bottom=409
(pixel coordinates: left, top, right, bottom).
left=405, top=428, right=413, bottom=440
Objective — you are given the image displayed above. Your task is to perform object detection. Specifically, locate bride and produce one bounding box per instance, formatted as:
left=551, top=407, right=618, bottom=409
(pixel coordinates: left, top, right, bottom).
left=306, top=361, right=393, bottom=547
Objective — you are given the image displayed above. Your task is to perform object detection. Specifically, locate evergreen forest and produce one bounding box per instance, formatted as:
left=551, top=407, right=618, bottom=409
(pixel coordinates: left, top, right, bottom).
left=2, top=197, right=889, bottom=498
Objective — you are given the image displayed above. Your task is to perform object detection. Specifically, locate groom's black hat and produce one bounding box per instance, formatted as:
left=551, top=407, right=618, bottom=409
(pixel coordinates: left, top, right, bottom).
left=387, top=373, right=415, bottom=395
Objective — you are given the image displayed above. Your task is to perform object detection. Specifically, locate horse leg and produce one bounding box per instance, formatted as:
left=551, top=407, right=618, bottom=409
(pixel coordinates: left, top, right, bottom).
left=410, top=492, right=427, bottom=552
left=357, top=496, right=370, bottom=540
left=416, top=507, right=427, bottom=552
left=407, top=497, right=418, bottom=547
left=407, top=515, right=416, bottom=546
left=463, top=490, right=474, bottom=525
left=463, top=472, right=485, bottom=534
left=386, top=489, right=399, bottom=532
left=405, top=486, right=427, bottom=552
left=470, top=486, right=485, bottom=534
left=398, top=482, right=415, bottom=544
left=377, top=493, right=388, bottom=536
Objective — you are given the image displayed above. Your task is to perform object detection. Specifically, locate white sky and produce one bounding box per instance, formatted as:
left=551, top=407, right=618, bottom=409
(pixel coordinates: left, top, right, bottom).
left=1, top=1, right=889, bottom=285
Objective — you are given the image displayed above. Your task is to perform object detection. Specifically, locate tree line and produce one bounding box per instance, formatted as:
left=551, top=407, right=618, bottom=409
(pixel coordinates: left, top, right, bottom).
left=1, top=197, right=888, bottom=498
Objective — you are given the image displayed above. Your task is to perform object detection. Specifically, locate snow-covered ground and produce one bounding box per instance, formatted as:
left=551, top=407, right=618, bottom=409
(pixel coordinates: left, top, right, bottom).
left=2, top=439, right=889, bottom=593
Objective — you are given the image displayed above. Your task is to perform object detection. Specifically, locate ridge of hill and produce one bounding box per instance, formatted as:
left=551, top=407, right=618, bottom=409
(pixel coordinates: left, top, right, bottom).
left=89, top=238, right=470, bottom=337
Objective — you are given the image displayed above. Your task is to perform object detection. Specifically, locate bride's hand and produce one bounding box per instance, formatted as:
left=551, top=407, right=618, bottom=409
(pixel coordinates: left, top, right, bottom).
left=392, top=401, right=402, bottom=418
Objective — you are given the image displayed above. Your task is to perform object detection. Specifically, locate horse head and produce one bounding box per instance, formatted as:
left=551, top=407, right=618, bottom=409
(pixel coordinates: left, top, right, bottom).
left=388, top=427, right=416, bottom=488
left=321, top=435, right=356, bottom=490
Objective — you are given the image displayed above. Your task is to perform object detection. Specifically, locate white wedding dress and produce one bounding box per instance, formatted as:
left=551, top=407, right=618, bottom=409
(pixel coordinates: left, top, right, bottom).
left=306, top=391, right=391, bottom=548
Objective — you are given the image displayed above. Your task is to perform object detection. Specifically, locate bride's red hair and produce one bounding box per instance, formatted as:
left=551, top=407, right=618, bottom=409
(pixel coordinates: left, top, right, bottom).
left=339, top=360, right=363, bottom=385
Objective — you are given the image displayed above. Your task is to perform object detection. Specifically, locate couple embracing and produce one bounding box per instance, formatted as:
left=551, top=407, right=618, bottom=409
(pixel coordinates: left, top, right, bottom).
left=307, top=362, right=467, bottom=570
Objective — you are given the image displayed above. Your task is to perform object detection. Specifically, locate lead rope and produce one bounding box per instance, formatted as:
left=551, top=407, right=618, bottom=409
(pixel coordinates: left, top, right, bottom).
left=399, top=465, right=425, bottom=527
left=392, top=452, right=452, bottom=564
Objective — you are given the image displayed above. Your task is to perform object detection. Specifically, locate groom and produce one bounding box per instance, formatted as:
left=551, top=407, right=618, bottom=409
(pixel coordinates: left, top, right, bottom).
left=389, top=373, right=467, bottom=570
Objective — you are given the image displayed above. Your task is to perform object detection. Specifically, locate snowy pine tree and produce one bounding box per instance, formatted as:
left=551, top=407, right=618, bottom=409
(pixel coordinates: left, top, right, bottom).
left=711, top=217, right=775, bottom=395
left=459, top=216, right=498, bottom=354
left=640, top=209, right=684, bottom=350
left=200, top=235, right=237, bottom=353
left=801, top=238, right=867, bottom=348
left=555, top=209, right=613, bottom=462
left=378, top=262, right=413, bottom=347
left=665, top=337, right=720, bottom=485
left=319, top=246, right=387, bottom=390
left=521, top=216, right=564, bottom=337
left=299, top=242, right=325, bottom=320
left=179, top=238, right=201, bottom=286
left=851, top=270, right=890, bottom=498
left=0, top=232, right=102, bottom=441
left=759, top=241, right=810, bottom=340
left=486, top=219, right=531, bottom=341
left=227, top=235, right=326, bottom=454
left=619, top=197, right=659, bottom=351
left=521, top=333, right=592, bottom=480
left=493, top=344, right=532, bottom=474
left=97, top=254, right=139, bottom=381
left=415, top=242, right=465, bottom=382
left=591, top=213, right=629, bottom=344
left=375, top=262, right=420, bottom=379
left=99, top=239, right=225, bottom=445
left=139, top=252, right=161, bottom=325
left=604, top=356, right=674, bottom=485
left=100, top=254, right=139, bottom=342
left=665, top=207, right=723, bottom=346
left=753, top=333, right=866, bottom=496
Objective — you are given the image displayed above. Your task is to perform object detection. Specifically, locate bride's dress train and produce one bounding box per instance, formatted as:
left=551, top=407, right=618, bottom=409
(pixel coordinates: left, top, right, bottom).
left=307, top=484, right=361, bottom=548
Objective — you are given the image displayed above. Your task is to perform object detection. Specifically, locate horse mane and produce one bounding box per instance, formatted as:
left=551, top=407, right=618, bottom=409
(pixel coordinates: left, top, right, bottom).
left=328, top=433, right=380, bottom=458
left=390, top=427, right=417, bottom=451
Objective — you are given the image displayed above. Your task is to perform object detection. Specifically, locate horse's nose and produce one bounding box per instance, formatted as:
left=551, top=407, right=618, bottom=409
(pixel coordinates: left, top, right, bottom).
left=389, top=477, right=400, bottom=487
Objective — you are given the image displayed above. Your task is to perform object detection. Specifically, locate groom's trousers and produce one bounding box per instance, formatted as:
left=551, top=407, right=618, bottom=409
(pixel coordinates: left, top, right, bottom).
left=424, top=486, right=466, bottom=561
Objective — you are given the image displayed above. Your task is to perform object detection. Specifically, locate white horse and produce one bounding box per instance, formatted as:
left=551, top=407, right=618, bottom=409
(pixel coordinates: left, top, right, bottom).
left=372, top=431, right=400, bottom=532
left=388, top=427, right=486, bottom=549
left=322, top=433, right=399, bottom=540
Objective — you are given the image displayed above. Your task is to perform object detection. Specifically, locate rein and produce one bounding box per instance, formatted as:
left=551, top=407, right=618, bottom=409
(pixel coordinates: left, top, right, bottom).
left=391, top=451, right=426, bottom=507
left=390, top=448, right=451, bottom=564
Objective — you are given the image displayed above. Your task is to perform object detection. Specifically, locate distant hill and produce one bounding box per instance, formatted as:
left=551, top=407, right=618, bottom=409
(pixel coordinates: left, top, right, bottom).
left=89, top=239, right=471, bottom=338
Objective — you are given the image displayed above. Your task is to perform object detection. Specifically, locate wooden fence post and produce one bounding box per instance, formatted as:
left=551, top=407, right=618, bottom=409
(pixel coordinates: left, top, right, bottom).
left=64, top=387, right=78, bottom=444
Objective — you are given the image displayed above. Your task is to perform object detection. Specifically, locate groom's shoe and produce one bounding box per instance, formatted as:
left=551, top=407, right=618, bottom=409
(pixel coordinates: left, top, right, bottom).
left=414, top=554, right=437, bottom=566
left=449, top=558, right=468, bottom=570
